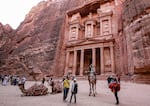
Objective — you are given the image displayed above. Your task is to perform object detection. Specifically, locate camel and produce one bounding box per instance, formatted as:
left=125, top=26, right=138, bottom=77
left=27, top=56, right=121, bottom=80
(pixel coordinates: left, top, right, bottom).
left=47, top=78, right=62, bottom=94
left=18, top=83, right=48, bottom=96
left=88, top=73, right=97, bottom=96
left=87, top=64, right=97, bottom=96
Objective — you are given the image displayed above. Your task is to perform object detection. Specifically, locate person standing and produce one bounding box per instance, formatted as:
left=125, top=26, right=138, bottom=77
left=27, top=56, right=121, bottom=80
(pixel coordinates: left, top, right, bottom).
left=2, top=75, right=8, bottom=86
left=50, top=78, right=54, bottom=94
left=69, top=78, right=78, bottom=103
left=42, top=77, right=46, bottom=84
left=63, top=76, right=70, bottom=102
left=20, top=76, right=26, bottom=89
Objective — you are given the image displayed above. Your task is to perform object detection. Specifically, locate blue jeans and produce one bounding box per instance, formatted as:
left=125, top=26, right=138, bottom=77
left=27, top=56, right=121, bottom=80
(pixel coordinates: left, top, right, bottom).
left=63, top=88, right=69, bottom=101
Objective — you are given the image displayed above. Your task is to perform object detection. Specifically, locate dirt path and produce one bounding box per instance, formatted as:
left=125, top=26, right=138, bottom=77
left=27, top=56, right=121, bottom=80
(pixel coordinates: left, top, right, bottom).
left=0, top=80, right=150, bottom=106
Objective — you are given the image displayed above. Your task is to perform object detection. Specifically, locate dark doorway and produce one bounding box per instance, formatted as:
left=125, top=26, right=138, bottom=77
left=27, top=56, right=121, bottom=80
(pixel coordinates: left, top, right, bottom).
left=76, top=50, right=80, bottom=75
left=84, top=49, right=92, bottom=74
left=96, top=48, right=100, bottom=75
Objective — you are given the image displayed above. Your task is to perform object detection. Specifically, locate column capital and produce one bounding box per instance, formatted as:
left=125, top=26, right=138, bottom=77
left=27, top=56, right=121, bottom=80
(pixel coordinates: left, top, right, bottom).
left=110, top=45, right=114, bottom=47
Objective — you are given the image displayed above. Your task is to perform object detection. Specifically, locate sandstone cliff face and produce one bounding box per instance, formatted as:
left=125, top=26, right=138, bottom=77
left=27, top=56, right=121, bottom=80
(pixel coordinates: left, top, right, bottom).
left=0, top=23, right=14, bottom=74
left=0, top=0, right=85, bottom=79
left=122, top=0, right=150, bottom=83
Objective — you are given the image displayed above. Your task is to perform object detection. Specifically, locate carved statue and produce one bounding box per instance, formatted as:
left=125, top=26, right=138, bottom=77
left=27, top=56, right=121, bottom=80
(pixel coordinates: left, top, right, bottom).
left=18, top=83, right=48, bottom=96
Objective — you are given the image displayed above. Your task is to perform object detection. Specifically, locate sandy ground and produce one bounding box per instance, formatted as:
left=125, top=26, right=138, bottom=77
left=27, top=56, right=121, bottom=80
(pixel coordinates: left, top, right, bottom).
left=0, top=80, right=150, bottom=106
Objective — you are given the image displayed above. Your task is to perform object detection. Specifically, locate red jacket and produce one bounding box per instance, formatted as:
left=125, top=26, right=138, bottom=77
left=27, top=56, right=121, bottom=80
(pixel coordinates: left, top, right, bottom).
left=109, top=82, right=120, bottom=92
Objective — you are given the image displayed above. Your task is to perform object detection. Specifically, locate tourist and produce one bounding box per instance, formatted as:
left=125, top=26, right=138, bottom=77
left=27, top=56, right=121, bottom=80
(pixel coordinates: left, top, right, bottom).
left=16, top=76, right=20, bottom=85
left=108, top=77, right=120, bottom=105
left=69, top=78, right=78, bottom=103
left=63, top=76, right=70, bottom=102
left=10, top=75, right=13, bottom=85
left=21, top=76, right=26, bottom=84
left=50, top=78, right=54, bottom=93
left=2, top=75, right=8, bottom=86
left=113, top=78, right=120, bottom=105
left=42, top=77, right=46, bottom=84
left=1, top=75, right=4, bottom=85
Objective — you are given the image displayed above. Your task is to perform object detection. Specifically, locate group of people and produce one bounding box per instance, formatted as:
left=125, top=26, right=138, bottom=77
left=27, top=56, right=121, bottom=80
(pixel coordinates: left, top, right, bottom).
left=0, top=69, right=120, bottom=105
left=61, top=64, right=120, bottom=105
left=63, top=76, right=78, bottom=104
left=0, top=75, right=26, bottom=86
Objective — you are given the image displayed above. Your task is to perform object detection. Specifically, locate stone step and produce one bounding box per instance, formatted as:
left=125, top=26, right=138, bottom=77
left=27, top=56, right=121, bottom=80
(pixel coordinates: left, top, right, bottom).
left=131, top=74, right=150, bottom=84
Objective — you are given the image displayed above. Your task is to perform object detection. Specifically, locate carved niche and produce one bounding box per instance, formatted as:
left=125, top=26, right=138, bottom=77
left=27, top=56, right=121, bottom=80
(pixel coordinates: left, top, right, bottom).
left=84, top=13, right=96, bottom=38
left=98, top=8, right=113, bottom=36
left=69, top=13, right=81, bottom=41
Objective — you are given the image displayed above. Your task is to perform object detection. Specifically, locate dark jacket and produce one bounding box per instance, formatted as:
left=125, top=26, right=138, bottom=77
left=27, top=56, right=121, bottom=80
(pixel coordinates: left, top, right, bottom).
left=71, top=82, right=78, bottom=94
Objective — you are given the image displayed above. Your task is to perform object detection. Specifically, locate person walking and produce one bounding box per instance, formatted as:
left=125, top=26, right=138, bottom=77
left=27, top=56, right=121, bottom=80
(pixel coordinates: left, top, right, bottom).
left=113, top=78, right=120, bottom=105
left=63, top=76, right=70, bottom=102
left=69, top=78, right=78, bottom=103
left=109, top=77, right=120, bottom=105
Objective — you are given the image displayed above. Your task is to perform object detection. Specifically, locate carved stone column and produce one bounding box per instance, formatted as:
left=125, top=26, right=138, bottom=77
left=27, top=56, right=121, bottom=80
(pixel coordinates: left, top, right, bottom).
left=100, top=47, right=104, bottom=74
left=80, top=49, right=84, bottom=76
left=73, top=50, right=77, bottom=75
left=110, top=46, right=115, bottom=73
left=92, top=48, right=96, bottom=70
left=65, top=51, right=70, bottom=75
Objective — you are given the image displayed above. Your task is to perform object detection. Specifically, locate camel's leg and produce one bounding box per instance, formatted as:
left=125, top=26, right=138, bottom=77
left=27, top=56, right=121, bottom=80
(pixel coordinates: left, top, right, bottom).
left=94, top=83, right=97, bottom=95
left=92, top=84, right=95, bottom=96
left=89, top=84, right=92, bottom=96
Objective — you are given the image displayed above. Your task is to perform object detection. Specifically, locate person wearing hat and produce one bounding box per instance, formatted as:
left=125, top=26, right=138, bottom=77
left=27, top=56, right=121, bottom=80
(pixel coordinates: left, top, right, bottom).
left=69, top=78, right=78, bottom=103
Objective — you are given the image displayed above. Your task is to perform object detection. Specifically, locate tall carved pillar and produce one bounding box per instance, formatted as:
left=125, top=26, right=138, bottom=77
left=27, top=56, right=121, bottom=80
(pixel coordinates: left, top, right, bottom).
left=110, top=46, right=115, bottom=73
left=73, top=50, right=77, bottom=75
left=100, top=47, right=104, bottom=74
left=80, top=49, right=84, bottom=76
left=65, top=51, right=70, bottom=75
left=92, top=48, right=96, bottom=70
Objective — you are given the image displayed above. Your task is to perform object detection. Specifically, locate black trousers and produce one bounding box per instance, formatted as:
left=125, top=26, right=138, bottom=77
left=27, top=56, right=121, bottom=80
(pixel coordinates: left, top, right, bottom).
left=70, top=92, right=76, bottom=103
left=114, top=91, right=119, bottom=104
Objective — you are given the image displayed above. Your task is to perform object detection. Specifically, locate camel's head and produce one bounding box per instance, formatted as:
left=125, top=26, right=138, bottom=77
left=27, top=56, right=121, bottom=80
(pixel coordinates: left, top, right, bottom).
left=18, top=84, right=24, bottom=88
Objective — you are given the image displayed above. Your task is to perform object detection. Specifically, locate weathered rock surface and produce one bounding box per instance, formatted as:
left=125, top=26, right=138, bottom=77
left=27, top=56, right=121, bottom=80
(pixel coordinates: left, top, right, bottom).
left=0, top=0, right=85, bottom=79
left=122, top=0, right=150, bottom=83
left=0, top=22, right=14, bottom=74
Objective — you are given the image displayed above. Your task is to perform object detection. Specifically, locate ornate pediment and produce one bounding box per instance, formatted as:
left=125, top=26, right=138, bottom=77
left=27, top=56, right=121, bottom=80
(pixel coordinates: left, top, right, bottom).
left=66, top=37, right=114, bottom=47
